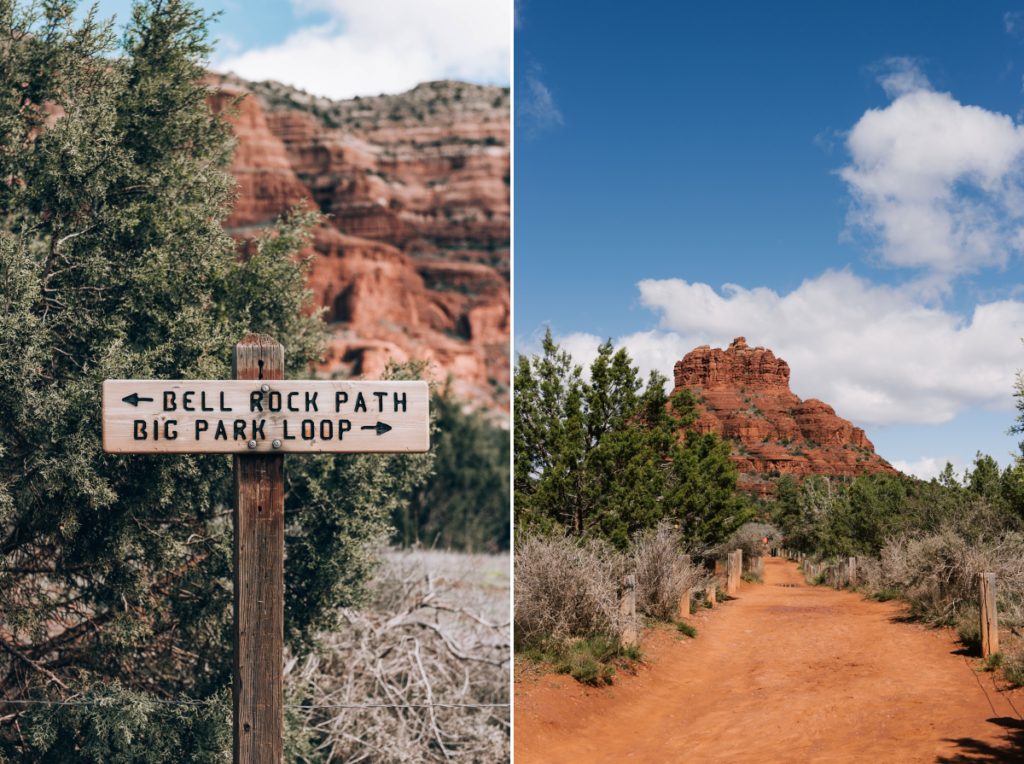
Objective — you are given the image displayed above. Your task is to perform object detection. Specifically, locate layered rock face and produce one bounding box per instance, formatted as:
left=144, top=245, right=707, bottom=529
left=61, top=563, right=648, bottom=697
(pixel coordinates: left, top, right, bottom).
left=208, top=75, right=509, bottom=410
left=672, top=338, right=895, bottom=494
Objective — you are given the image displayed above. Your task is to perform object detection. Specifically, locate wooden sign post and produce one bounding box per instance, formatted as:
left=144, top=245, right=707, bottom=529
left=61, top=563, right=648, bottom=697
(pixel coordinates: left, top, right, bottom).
left=102, top=334, right=430, bottom=763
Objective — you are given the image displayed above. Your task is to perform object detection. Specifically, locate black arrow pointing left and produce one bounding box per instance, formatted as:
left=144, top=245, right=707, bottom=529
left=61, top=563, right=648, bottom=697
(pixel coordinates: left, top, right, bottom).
left=121, top=392, right=154, bottom=407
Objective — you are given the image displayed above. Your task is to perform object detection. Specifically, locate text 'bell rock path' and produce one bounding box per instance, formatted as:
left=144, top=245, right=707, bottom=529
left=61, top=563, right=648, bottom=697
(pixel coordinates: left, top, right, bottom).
left=514, top=558, right=1024, bottom=763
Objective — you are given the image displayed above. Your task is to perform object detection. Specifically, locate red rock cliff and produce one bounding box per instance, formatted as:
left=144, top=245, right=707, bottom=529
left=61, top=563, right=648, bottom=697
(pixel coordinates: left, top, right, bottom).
left=672, top=337, right=895, bottom=494
left=208, top=75, right=509, bottom=411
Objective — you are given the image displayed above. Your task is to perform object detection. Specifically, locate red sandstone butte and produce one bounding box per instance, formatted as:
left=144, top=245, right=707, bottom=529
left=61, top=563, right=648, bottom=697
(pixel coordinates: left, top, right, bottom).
left=207, top=75, right=509, bottom=410
left=671, top=337, right=895, bottom=494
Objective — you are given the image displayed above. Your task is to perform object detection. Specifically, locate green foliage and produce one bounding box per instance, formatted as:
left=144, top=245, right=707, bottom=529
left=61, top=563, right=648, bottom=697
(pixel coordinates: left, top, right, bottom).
left=675, top=621, right=697, bottom=638
left=514, top=330, right=750, bottom=549
left=0, top=1, right=432, bottom=756
left=983, top=652, right=1004, bottom=671
left=550, top=636, right=636, bottom=686
left=770, top=460, right=1022, bottom=560
left=1004, top=654, right=1024, bottom=687
left=956, top=609, right=982, bottom=656
left=396, top=383, right=510, bottom=552
left=869, top=587, right=902, bottom=603
left=15, top=684, right=230, bottom=763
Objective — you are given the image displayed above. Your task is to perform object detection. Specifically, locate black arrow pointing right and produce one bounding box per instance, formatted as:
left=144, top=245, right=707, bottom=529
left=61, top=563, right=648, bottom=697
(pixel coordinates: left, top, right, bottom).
left=360, top=421, right=393, bottom=436
left=122, top=392, right=155, bottom=407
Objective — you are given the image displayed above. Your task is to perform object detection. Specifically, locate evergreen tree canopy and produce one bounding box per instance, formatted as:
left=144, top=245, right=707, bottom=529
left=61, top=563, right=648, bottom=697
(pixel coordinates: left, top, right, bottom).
left=0, top=1, right=431, bottom=756
left=395, top=384, right=510, bottom=552
left=514, top=330, right=751, bottom=548
left=769, top=463, right=1023, bottom=559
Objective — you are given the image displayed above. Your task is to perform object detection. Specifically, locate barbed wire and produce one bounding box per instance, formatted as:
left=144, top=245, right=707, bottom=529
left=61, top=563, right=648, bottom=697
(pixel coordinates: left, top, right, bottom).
left=0, top=697, right=508, bottom=710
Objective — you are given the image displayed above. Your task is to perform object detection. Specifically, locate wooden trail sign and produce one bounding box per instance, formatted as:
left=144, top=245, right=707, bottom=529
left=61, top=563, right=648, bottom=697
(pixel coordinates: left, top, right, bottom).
left=103, top=379, right=429, bottom=454
left=102, top=335, right=430, bottom=764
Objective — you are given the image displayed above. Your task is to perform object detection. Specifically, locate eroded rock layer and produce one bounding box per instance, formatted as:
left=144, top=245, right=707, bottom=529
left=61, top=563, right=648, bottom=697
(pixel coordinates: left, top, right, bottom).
left=208, top=75, right=509, bottom=410
left=671, top=337, right=895, bottom=494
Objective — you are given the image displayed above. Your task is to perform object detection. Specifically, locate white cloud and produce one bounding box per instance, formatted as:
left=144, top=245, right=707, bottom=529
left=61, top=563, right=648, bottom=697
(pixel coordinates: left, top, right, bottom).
left=517, top=72, right=563, bottom=136
left=1006, top=10, right=1024, bottom=38
left=217, top=0, right=510, bottom=99
left=550, top=271, right=1024, bottom=428
left=840, top=62, right=1024, bottom=281
left=876, top=56, right=931, bottom=98
left=889, top=455, right=962, bottom=481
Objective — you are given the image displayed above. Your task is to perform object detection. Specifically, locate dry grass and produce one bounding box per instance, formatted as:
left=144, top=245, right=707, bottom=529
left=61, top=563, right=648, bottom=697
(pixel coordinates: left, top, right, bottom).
left=285, top=549, right=509, bottom=762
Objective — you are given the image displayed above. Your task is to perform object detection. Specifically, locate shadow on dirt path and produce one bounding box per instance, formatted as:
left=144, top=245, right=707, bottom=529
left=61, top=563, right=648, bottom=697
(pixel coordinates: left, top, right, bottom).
left=515, top=558, right=1024, bottom=763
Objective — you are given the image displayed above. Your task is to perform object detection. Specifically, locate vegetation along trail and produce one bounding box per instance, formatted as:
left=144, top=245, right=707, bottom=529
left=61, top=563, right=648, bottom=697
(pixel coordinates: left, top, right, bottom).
left=515, top=558, right=1024, bottom=763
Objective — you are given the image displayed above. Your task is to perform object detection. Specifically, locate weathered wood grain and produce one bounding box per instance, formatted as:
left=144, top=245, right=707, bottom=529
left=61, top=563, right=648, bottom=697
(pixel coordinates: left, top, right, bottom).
left=233, top=335, right=284, bottom=764
left=979, top=572, right=999, bottom=659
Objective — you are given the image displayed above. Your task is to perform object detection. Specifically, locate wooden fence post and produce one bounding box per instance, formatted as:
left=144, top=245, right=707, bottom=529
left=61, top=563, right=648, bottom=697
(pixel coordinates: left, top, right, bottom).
left=727, top=550, right=741, bottom=595
left=233, top=335, right=285, bottom=764
left=621, top=574, right=638, bottom=648
left=678, top=588, right=692, bottom=618
left=705, top=582, right=716, bottom=607
left=980, top=572, right=999, bottom=659
left=848, top=557, right=857, bottom=588
left=677, top=555, right=692, bottom=618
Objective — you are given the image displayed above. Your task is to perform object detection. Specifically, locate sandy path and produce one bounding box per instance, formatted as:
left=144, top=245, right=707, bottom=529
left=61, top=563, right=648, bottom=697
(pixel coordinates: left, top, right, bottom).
left=514, top=558, right=1024, bottom=763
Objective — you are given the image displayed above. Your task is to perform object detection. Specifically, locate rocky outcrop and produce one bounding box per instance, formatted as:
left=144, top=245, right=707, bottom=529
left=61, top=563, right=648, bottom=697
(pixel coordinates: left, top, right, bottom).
left=208, top=75, right=509, bottom=410
left=672, top=337, right=895, bottom=494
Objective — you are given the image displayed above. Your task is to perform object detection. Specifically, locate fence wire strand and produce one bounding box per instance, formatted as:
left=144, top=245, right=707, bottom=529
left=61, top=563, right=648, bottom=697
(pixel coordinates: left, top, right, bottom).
left=0, top=697, right=508, bottom=710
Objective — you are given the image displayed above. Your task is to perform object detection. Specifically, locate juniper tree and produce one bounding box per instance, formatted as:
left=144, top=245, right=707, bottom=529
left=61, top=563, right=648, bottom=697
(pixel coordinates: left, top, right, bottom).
left=0, top=1, right=431, bottom=758
left=396, top=383, right=510, bottom=552
left=514, top=330, right=748, bottom=548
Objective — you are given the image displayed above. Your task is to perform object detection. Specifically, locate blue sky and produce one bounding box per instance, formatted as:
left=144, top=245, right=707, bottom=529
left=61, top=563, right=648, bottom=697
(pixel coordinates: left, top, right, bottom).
left=88, top=0, right=510, bottom=98
left=516, top=1, right=1024, bottom=479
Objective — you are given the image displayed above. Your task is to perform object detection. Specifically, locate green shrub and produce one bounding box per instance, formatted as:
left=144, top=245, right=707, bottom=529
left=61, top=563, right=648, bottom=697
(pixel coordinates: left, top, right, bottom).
left=552, top=636, right=631, bottom=685
left=956, top=609, right=982, bottom=655
left=675, top=621, right=698, bottom=638
left=1004, top=654, right=1024, bottom=687
left=869, top=587, right=902, bottom=602
left=983, top=652, right=1004, bottom=671
left=397, top=386, right=509, bottom=552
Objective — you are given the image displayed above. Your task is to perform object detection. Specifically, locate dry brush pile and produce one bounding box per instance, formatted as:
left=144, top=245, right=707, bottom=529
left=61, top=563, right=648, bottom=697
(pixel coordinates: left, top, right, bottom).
left=285, top=550, right=509, bottom=763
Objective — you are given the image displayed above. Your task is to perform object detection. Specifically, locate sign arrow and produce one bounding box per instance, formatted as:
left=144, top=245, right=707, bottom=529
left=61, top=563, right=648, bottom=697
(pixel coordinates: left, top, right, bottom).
left=121, top=392, right=154, bottom=407
left=360, top=421, right=393, bottom=436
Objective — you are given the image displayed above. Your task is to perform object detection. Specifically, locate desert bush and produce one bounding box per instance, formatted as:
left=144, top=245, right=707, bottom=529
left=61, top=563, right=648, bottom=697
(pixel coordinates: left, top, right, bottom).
left=1005, top=654, right=1024, bottom=687
left=632, top=522, right=713, bottom=620
left=286, top=551, right=509, bottom=763
left=514, top=535, right=624, bottom=650
left=862, top=530, right=1024, bottom=628
left=855, top=556, right=884, bottom=593
left=712, top=522, right=779, bottom=561
left=956, top=608, right=982, bottom=654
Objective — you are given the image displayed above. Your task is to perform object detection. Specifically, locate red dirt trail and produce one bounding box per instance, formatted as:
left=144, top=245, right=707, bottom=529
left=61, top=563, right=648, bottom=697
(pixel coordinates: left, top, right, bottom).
left=514, top=558, right=1024, bottom=763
